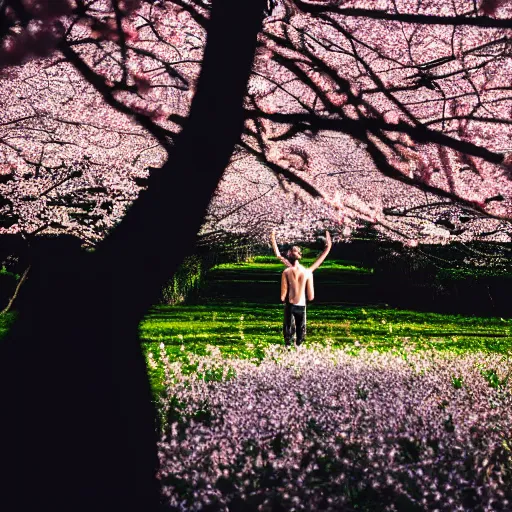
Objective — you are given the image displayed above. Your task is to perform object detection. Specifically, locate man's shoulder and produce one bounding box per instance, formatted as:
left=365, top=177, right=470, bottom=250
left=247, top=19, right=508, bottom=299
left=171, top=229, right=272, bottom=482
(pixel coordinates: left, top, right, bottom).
left=296, top=265, right=312, bottom=278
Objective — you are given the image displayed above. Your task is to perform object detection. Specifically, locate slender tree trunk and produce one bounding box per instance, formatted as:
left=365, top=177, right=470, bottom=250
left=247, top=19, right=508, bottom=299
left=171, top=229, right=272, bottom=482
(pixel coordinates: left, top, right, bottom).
left=0, top=1, right=266, bottom=511
left=1, top=264, right=30, bottom=315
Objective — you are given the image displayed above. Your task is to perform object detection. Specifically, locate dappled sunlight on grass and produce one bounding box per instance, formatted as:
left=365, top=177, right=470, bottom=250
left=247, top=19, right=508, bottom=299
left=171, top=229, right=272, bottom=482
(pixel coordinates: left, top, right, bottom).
left=140, top=302, right=512, bottom=405
left=140, top=303, right=512, bottom=361
left=212, top=257, right=373, bottom=273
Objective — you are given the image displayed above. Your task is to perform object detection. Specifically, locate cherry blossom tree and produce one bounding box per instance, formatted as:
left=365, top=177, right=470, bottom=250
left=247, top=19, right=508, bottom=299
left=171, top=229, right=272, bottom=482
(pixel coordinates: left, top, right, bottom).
left=0, top=67, right=158, bottom=243
left=0, top=0, right=195, bottom=242
left=2, top=0, right=512, bottom=246
left=1, top=0, right=512, bottom=509
left=201, top=0, right=512, bottom=246
left=0, top=1, right=268, bottom=510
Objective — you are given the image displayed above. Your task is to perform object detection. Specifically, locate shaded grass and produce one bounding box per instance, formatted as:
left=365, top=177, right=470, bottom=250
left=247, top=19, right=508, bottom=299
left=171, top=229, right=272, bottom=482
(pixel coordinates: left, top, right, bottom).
left=202, top=259, right=379, bottom=305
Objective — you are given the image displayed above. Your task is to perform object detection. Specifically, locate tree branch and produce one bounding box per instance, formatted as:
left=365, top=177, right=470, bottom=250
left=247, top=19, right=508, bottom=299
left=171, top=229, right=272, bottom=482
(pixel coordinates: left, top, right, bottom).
left=294, top=3, right=512, bottom=29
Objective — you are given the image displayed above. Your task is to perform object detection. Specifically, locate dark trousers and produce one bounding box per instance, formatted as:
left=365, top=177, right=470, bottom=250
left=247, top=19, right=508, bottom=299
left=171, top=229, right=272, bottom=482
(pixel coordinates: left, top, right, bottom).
left=283, top=303, right=306, bottom=346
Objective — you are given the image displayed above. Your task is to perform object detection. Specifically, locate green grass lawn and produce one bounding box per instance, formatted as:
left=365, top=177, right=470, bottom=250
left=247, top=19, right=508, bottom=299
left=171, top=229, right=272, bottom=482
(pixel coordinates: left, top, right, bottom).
left=140, top=302, right=512, bottom=360
left=214, top=255, right=374, bottom=273
left=2, top=257, right=510, bottom=369
left=141, top=256, right=511, bottom=360
left=198, top=257, right=380, bottom=306
left=1, top=256, right=509, bottom=509
left=1, top=256, right=510, bottom=509
left=147, top=257, right=511, bottom=510
left=140, top=257, right=511, bottom=397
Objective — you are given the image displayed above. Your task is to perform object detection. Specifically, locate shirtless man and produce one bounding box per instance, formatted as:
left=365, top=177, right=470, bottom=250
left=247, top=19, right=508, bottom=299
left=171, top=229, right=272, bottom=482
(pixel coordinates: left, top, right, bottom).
left=270, top=231, right=332, bottom=347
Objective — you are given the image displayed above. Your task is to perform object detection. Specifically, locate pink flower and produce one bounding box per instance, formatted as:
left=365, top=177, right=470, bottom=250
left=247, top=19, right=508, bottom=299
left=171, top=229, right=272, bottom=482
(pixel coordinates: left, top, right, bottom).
left=502, top=154, right=512, bottom=178
left=132, top=73, right=151, bottom=94
left=123, top=25, right=139, bottom=42
left=480, top=0, right=509, bottom=16
left=383, top=111, right=400, bottom=125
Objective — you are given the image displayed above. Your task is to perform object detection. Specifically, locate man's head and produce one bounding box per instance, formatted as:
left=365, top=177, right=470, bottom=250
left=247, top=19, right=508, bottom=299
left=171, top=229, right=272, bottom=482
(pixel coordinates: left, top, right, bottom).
left=286, top=245, right=302, bottom=263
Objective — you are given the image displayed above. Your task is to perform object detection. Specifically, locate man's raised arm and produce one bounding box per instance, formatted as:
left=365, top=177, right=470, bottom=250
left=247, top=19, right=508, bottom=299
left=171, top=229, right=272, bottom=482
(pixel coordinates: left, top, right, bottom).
left=309, top=231, right=332, bottom=272
left=271, top=230, right=292, bottom=267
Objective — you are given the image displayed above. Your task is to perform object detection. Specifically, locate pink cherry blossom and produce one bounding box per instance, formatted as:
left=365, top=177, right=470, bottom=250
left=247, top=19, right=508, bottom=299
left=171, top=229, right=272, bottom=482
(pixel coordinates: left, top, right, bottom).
left=0, top=0, right=511, bottom=247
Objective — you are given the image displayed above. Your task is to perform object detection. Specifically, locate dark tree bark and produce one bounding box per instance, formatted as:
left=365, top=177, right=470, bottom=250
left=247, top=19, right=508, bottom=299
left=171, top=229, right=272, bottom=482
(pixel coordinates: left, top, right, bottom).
left=0, top=1, right=267, bottom=511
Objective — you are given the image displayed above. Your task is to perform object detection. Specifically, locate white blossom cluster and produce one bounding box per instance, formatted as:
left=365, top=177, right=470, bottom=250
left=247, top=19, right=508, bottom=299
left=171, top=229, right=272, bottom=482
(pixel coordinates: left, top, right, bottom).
left=156, top=344, right=511, bottom=511
left=0, top=57, right=166, bottom=242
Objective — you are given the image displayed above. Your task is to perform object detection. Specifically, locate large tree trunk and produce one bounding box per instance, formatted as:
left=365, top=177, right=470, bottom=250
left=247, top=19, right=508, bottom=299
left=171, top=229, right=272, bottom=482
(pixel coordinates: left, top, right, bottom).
left=0, top=1, right=266, bottom=510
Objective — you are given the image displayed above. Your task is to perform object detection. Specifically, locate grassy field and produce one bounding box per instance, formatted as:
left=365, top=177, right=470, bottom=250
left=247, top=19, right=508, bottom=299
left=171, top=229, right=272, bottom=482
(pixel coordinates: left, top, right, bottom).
left=140, top=258, right=512, bottom=400
left=1, top=257, right=510, bottom=509
left=213, top=255, right=374, bottom=272
left=141, top=256, right=512, bottom=358
left=147, top=257, right=511, bottom=509
left=197, top=256, right=381, bottom=306
left=2, top=256, right=510, bottom=373
left=140, top=303, right=512, bottom=356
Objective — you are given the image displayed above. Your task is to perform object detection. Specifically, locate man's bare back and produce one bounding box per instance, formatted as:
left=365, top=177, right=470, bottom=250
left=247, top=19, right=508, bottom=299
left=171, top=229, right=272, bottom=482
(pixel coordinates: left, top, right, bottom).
left=271, top=231, right=331, bottom=347
left=281, top=264, right=314, bottom=306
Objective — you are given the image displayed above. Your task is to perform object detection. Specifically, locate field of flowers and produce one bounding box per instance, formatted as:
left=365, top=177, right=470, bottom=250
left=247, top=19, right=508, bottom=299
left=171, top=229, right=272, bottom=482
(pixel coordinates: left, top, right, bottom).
left=2, top=258, right=510, bottom=510
left=138, top=258, right=512, bottom=510
left=151, top=343, right=511, bottom=511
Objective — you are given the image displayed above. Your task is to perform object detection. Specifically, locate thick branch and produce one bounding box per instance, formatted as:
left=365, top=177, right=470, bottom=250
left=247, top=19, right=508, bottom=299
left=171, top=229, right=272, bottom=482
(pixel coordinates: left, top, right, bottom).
left=95, top=0, right=268, bottom=316
left=295, top=3, right=512, bottom=29
left=245, top=110, right=505, bottom=164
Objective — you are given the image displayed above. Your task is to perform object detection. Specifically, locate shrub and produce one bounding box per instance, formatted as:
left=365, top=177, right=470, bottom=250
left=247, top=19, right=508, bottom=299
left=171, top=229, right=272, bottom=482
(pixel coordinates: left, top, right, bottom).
left=161, top=255, right=203, bottom=305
